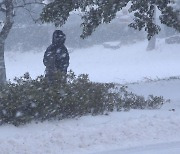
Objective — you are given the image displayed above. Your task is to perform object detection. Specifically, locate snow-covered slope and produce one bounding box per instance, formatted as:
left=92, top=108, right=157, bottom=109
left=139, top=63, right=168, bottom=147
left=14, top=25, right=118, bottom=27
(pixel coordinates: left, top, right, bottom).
left=1, top=39, right=180, bottom=154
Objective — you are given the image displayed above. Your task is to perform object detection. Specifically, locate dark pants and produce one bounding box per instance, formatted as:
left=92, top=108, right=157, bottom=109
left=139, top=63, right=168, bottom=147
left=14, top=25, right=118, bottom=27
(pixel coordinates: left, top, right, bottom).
left=45, top=67, right=67, bottom=84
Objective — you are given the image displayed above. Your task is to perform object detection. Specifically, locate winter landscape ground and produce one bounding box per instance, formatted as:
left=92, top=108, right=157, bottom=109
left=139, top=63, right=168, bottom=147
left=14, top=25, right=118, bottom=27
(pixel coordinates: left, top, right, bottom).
left=1, top=39, right=180, bottom=153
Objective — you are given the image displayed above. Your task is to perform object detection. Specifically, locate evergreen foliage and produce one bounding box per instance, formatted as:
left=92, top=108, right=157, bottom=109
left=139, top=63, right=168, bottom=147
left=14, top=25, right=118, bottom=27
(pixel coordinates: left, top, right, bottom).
left=41, top=0, right=180, bottom=40
left=0, top=71, right=165, bottom=126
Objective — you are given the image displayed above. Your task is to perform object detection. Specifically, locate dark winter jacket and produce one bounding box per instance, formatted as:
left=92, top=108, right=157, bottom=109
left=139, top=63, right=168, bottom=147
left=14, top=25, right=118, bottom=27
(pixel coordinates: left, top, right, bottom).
left=43, top=30, right=69, bottom=74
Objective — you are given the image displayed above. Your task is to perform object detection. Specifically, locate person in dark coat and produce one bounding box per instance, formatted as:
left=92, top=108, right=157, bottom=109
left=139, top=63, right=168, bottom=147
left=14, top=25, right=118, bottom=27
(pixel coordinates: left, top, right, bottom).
left=43, top=30, right=69, bottom=82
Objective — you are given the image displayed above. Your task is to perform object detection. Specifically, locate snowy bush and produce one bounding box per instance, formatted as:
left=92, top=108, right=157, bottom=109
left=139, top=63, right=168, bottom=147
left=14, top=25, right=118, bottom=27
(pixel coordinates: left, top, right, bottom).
left=0, top=71, right=165, bottom=126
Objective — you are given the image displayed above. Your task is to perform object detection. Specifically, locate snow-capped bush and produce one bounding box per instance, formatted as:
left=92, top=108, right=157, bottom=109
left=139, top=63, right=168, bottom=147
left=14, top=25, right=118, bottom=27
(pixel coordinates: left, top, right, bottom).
left=0, top=71, right=165, bottom=126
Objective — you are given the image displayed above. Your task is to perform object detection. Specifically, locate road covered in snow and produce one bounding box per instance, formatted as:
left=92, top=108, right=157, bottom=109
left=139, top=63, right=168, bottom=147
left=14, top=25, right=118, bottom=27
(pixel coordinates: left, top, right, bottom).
left=96, top=141, right=180, bottom=154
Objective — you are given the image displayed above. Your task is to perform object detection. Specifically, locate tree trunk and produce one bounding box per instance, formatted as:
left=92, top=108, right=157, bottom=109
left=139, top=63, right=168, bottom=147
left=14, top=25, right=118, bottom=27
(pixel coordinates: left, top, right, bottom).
left=146, top=34, right=156, bottom=51
left=0, top=0, right=14, bottom=84
left=0, top=42, right=6, bottom=84
left=147, top=5, right=156, bottom=51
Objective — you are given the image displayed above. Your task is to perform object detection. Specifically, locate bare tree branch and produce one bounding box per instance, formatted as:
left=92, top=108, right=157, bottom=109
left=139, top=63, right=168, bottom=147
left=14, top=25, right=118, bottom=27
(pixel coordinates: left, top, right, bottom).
left=14, top=1, right=46, bottom=8
left=23, top=7, right=41, bottom=23
left=0, top=0, right=5, bottom=5
left=12, top=0, right=46, bottom=23
left=0, top=0, right=6, bottom=12
left=0, top=0, right=14, bottom=41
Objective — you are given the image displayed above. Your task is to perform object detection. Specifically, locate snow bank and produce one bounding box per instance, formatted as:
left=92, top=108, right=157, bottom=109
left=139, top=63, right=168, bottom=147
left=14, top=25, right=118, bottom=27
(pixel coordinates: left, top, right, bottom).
left=0, top=108, right=180, bottom=154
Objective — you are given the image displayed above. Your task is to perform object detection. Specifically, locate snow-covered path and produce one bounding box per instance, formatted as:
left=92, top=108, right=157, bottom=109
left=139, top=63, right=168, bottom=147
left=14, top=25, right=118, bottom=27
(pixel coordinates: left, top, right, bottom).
left=96, top=141, right=180, bottom=154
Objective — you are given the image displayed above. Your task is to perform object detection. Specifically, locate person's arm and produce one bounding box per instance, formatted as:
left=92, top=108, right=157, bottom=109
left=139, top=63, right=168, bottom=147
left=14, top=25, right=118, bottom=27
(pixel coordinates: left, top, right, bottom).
left=43, top=45, right=55, bottom=67
left=43, top=48, right=49, bottom=66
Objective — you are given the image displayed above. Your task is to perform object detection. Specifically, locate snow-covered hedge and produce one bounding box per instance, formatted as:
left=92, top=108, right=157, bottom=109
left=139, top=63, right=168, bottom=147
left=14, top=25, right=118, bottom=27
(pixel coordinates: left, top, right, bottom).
left=0, top=71, right=165, bottom=126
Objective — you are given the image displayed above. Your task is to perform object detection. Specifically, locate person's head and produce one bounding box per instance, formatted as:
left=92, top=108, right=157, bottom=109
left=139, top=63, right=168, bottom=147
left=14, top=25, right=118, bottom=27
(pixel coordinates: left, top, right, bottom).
left=52, top=30, right=66, bottom=44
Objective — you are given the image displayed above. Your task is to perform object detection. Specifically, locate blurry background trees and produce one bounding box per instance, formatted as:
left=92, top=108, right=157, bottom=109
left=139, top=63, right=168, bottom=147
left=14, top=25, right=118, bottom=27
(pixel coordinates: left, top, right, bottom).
left=40, top=0, right=180, bottom=49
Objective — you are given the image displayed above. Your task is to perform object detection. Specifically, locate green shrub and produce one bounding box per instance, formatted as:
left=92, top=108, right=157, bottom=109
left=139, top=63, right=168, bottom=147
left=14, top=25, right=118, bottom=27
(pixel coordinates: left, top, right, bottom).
left=0, top=71, right=165, bottom=126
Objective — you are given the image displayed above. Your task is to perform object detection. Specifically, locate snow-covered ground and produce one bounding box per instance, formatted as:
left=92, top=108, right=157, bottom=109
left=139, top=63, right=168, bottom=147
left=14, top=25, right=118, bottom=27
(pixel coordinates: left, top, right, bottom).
left=1, top=39, right=180, bottom=154
left=97, top=141, right=180, bottom=154
left=6, top=39, right=180, bottom=83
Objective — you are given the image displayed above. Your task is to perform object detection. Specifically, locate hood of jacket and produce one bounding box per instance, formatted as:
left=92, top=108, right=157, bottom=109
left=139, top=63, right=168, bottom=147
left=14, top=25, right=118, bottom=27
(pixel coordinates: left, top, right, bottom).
left=52, top=30, right=66, bottom=45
